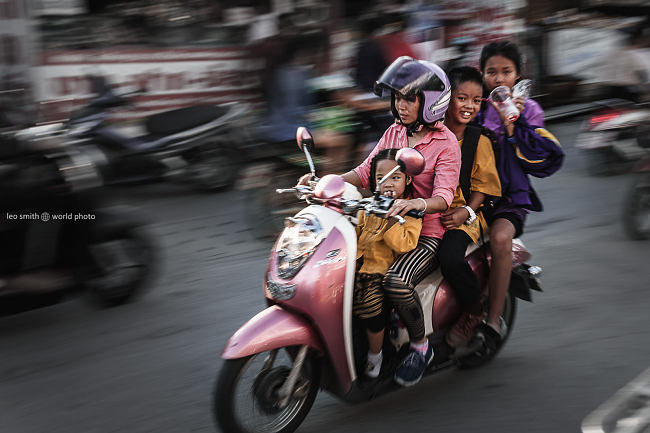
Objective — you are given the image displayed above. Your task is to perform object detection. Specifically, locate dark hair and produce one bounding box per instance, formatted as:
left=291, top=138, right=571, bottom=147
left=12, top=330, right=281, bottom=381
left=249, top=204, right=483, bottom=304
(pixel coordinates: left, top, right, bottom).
left=479, top=41, right=522, bottom=74
left=368, top=148, right=413, bottom=197
left=447, top=66, right=483, bottom=92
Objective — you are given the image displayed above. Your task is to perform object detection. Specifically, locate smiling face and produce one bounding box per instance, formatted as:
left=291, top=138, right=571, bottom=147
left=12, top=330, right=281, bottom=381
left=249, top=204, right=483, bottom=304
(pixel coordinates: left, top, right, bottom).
left=394, top=93, right=421, bottom=125
left=483, top=55, right=520, bottom=92
left=448, top=81, right=483, bottom=126
left=375, top=159, right=411, bottom=199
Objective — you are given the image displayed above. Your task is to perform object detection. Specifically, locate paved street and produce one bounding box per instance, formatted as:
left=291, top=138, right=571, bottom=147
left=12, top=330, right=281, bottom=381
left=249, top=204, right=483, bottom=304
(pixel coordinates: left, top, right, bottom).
left=1, top=118, right=649, bottom=433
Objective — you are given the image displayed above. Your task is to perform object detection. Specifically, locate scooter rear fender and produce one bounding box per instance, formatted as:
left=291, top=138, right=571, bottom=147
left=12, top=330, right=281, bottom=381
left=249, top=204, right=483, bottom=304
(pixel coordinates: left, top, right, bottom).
left=222, top=305, right=325, bottom=359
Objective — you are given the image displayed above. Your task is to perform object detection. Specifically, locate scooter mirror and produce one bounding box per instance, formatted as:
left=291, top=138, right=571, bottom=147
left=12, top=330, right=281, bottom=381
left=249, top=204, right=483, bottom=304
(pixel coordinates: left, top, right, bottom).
left=314, top=174, right=346, bottom=200
left=296, top=126, right=315, bottom=152
left=396, top=147, right=425, bottom=177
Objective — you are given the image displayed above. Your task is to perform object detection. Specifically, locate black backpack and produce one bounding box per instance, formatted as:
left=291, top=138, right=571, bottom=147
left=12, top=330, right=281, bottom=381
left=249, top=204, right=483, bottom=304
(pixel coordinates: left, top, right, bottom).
left=459, top=124, right=500, bottom=212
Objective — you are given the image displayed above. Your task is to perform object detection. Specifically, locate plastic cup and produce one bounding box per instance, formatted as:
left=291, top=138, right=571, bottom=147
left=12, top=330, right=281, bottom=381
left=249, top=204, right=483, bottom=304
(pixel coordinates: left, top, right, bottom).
left=488, top=86, right=519, bottom=122
left=512, top=79, right=532, bottom=100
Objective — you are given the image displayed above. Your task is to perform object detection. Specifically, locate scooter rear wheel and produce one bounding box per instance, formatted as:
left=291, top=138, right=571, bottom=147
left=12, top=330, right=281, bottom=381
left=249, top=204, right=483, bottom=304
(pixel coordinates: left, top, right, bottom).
left=623, top=172, right=650, bottom=240
left=457, top=292, right=517, bottom=369
left=214, top=347, right=320, bottom=433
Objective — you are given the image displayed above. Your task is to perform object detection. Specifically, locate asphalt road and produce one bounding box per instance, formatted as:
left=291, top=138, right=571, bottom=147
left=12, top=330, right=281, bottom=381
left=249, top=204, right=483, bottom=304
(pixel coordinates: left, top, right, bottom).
left=1, top=118, right=649, bottom=433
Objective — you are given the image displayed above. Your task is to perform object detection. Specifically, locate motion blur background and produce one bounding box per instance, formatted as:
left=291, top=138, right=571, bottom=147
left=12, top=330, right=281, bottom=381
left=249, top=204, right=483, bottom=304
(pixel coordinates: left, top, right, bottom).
left=1, top=1, right=650, bottom=433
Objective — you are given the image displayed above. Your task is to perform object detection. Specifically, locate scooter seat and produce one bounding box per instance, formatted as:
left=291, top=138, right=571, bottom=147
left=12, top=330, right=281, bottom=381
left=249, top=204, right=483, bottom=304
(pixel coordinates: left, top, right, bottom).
left=145, top=105, right=230, bottom=135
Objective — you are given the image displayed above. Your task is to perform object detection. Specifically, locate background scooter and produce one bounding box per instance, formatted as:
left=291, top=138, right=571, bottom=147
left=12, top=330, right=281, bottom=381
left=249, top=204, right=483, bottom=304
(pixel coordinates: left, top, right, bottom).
left=0, top=123, right=157, bottom=313
left=623, top=153, right=650, bottom=240
left=575, top=98, right=650, bottom=176
left=67, top=75, right=248, bottom=191
left=237, top=79, right=392, bottom=239
left=212, top=128, right=542, bottom=433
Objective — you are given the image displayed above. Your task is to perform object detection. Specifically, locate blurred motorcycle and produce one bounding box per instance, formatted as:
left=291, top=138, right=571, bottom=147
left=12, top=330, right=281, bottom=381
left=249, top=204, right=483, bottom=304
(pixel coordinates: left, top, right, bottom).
left=575, top=99, right=650, bottom=176
left=67, top=75, right=248, bottom=191
left=0, top=124, right=157, bottom=313
left=623, top=153, right=650, bottom=240
left=238, top=78, right=391, bottom=238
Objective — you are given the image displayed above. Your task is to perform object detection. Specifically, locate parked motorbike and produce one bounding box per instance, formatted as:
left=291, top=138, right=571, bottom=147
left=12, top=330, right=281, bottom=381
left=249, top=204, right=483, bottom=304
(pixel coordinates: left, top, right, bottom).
left=66, top=75, right=248, bottom=191
left=238, top=85, right=392, bottom=239
left=623, top=153, right=650, bottom=240
left=575, top=99, right=650, bottom=176
left=0, top=123, right=156, bottom=313
left=213, top=128, right=543, bottom=433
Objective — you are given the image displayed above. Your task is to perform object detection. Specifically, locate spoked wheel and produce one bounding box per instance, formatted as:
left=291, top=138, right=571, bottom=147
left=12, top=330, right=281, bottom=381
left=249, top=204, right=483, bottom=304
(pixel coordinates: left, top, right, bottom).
left=457, top=292, right=517, bottom=369
left=87, top=227, right=157, bottom=306
left=214, top=346, right=320, bottom=433
left=623, top=172, right=650, bottom=240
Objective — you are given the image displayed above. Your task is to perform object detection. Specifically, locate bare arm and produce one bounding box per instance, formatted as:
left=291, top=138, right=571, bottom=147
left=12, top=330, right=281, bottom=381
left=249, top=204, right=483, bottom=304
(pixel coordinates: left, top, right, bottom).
left=341, top=170, right=363, bottom=188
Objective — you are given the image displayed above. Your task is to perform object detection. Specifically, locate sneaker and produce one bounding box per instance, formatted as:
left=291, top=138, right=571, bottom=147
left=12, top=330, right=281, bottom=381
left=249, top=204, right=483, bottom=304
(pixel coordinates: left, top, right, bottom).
left=394, top=344, right=434, bottom=387
left=475, top=321, right=503, bottom=353
left=446, top=310, right=487, bottom=348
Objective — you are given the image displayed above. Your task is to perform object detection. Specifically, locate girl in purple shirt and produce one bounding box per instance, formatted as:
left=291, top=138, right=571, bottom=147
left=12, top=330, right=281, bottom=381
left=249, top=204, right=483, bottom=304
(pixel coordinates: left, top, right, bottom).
left=476, top=41, right=564, bottom=351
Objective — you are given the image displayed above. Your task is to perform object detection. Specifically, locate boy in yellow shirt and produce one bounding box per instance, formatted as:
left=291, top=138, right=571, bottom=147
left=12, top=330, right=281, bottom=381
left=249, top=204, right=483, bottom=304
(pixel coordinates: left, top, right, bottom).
left=439, top=66, right=502, bottom=348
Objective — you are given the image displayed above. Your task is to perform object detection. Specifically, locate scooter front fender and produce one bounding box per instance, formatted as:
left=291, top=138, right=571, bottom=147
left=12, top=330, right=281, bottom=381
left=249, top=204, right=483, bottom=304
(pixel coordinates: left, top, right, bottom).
left=222, top=305, right=325, bottom=359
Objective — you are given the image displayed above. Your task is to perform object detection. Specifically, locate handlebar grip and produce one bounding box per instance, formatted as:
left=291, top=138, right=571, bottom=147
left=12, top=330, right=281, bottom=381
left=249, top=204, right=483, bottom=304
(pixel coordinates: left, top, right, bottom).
left=406, top=209, right=425, bottom=219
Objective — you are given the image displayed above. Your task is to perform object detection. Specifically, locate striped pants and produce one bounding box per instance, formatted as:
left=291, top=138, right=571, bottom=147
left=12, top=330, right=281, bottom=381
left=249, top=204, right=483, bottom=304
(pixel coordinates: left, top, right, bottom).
left=383, top=236, right=441, bottom=342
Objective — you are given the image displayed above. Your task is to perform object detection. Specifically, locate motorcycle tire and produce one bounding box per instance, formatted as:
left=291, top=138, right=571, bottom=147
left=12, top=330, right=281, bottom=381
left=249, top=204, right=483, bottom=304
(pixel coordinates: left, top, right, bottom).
left=214, top=347, right=320, bottom=433
left=185, top=144, right=241, bottom=192
left=623, top=172, right=650, bottom=240
left=457, top=292, right=517, bottom=369
left=585, top=147, right=625, bottom=176
left=87, top=226, right=157, bottom=307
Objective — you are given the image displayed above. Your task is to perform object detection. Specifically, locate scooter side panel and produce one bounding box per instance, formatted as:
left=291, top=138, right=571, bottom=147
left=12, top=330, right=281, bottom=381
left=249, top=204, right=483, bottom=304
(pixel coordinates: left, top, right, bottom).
left=221, top=305, right=324, bottom=359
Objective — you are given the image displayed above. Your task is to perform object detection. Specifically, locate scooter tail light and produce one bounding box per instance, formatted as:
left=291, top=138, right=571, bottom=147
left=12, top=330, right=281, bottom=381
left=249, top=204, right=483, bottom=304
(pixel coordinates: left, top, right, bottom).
left=588, top=111, right=622, bottom=129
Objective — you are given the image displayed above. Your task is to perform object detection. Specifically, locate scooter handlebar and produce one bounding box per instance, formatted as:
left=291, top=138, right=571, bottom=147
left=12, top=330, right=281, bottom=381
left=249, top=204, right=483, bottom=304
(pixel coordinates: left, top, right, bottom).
left=405, top=209, right=426, bottom=219
left=276, top=188, right=425, bottom=223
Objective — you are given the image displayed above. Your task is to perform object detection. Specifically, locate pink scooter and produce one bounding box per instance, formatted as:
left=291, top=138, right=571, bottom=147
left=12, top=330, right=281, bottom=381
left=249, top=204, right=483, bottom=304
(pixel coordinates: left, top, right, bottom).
left=213, top=128, right=543, bottom=433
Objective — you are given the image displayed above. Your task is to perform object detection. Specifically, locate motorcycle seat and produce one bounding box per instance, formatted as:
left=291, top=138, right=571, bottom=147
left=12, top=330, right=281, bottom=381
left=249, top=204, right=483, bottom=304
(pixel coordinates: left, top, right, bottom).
left=145, top=105, right=230, bottom=135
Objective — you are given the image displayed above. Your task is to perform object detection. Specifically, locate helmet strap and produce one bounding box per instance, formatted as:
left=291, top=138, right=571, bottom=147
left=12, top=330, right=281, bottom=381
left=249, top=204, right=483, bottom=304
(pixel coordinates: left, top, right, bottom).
left=404, top=120, right=423, bottom=137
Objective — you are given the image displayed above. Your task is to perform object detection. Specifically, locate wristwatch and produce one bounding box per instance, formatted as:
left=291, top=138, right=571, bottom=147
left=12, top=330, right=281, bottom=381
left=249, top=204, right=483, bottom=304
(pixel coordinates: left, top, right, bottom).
left=462, top=205, right=477, bottom=225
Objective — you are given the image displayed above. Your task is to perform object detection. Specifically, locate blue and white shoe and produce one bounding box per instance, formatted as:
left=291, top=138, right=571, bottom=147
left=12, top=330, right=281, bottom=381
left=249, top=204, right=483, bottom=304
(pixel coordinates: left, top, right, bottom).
left=394, top=344, right=434, bottom=387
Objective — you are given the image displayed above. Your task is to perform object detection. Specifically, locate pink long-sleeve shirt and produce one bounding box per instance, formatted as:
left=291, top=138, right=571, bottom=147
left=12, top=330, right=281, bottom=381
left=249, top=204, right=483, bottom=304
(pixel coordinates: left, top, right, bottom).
left=354, top=122, right=461, bottom=239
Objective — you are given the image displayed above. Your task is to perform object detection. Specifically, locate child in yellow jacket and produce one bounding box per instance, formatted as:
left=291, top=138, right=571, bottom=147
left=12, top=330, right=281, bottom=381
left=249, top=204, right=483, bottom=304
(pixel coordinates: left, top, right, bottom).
left=354, top=149, right=422, bottom=378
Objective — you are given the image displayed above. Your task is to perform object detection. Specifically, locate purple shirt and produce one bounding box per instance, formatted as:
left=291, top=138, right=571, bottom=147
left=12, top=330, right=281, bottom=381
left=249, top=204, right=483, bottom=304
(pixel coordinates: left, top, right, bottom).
left=478, top=99, right=563, bottom=212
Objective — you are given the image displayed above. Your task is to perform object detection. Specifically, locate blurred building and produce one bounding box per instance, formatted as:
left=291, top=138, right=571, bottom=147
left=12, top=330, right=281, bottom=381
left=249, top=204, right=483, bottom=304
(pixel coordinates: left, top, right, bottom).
left=2, top=0, right=649, bottom=124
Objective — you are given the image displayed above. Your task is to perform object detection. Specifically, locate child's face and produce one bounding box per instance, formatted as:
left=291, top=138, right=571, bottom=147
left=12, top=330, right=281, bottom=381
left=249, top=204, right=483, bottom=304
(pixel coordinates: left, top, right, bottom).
left=394, top=93, right=421, bottom=125
left=448, top=81, right=483, bottom=126
left=375, top=159, right=411, bottom=198
left=483, top=55, right=520, bottom=91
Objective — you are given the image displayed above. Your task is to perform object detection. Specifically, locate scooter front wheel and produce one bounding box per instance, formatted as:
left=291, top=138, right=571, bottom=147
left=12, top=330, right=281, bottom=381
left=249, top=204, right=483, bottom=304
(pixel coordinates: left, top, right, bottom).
left=214, top=346, right=320, bottom=433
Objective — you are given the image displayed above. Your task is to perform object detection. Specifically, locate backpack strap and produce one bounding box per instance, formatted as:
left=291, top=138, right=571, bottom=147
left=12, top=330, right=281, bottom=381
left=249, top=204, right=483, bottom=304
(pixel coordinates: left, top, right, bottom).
left=460, top=124, right=481, bottom=204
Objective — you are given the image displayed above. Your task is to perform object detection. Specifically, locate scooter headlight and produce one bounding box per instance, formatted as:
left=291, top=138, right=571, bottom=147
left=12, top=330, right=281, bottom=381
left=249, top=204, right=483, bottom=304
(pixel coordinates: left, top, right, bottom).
left=276, top=214, right=323, bottom=279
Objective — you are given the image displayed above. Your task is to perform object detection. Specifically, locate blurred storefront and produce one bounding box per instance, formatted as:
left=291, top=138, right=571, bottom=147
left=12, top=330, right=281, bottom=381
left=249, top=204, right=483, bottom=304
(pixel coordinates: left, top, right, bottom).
left=0, top=0, right=36, bottom=125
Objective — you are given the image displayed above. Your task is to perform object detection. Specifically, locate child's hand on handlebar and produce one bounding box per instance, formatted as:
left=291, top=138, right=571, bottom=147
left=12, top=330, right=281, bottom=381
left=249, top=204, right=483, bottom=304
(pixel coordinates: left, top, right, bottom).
left=386, top=199, right=425, bottom=218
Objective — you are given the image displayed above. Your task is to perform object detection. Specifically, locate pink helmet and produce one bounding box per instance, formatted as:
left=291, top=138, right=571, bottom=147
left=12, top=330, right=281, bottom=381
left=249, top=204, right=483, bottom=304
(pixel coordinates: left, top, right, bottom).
left=374, top=56, right=451, bottom=125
